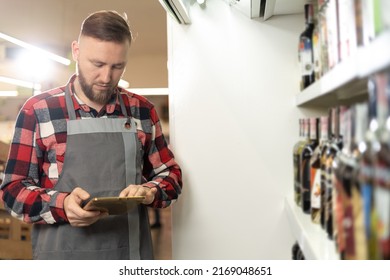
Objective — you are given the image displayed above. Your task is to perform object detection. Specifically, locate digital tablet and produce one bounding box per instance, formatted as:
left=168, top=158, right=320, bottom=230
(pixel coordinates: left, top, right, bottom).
left=83, top=196, right=145, bottom=215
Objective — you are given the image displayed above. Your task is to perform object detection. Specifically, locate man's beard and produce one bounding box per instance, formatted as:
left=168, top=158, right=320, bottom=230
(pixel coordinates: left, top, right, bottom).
left=78, top=68, right=115, bottom=105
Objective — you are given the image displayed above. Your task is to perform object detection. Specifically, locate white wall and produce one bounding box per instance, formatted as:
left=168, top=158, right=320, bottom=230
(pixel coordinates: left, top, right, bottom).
left=168, top=1, right=303, bottom=259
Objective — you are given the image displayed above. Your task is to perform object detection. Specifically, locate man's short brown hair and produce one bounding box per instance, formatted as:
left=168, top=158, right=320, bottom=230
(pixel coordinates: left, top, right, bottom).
left=80, top=10, right=132, bottom=44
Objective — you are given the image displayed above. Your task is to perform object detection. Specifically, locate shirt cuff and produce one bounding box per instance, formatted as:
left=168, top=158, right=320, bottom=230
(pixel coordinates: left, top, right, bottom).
left=51, top=192, right=70, bottom=223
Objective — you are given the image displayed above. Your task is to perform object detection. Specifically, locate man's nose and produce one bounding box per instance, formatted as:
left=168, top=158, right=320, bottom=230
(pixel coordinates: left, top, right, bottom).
left=100, top=67, right=112, bottom=83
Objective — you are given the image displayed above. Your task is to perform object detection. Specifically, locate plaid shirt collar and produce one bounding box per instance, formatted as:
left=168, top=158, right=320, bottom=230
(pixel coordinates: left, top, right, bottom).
left=67, top=74, right=121, bottom=116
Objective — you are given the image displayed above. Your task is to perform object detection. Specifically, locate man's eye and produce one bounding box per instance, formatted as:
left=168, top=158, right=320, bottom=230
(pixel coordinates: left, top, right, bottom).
left=113, top=65, right=125, bottom=70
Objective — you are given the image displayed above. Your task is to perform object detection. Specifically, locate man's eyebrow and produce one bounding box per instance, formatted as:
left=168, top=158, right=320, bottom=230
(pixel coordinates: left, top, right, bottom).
left=90, top=59, right=105, bottom=64
left=90, top=59, right=125, bottom=66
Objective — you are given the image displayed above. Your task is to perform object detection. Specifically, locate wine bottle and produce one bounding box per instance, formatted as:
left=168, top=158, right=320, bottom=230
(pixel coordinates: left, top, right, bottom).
left=332, top=106, right=351, bottom=259
left=318, top=0, right=329, bottom=76
left=292, top=242, right=305, bottom=260
left=298, top=3, right=315, bottom=90
left=292, top=242, right=300, bottom=260
left=312, top=1, right=322, bottom=81
left=301, top=118, right=319, bottom=214
left=372, top=71, right=390, bottom=260
left=294, top=119, right=303, bottom=205
left=359, top=77, right=380, bottom=259
left=349, top=102, right=369, bottom=260
left=325, top=107, right=343, bottom=240
left=310, top=117, right=324, bottom=223
left=337, top=0, right=358, bottom=61
left=325, top=0, right=340, bottom=70
left=320, top=112, right=331, bottom=229
left=294, top=119, right=308, bottom=206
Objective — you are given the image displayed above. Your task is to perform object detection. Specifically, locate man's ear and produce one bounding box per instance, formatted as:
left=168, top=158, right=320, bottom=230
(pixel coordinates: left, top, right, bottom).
left=71, top=40, right=79, bottom=61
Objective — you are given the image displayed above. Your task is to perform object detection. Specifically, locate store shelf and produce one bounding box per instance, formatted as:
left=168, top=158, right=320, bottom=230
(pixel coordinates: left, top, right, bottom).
left=296, top=30, right=390, bottom=108
left=358, top=30, right=390, bottom=77
left=284, top=197, right=340, bottom=260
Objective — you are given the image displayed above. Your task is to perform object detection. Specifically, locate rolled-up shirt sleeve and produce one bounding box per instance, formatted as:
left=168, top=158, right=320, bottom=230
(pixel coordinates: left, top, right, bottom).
left=1, top=95, right=68, bottom=224
left=141, top=105, right=182, bottom=208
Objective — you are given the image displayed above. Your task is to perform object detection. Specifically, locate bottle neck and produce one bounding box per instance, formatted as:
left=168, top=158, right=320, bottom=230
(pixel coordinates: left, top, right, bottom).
left=368, top=77, right=378, bottom=127
left=303, top=119, right=309, bottom=139
left=354, top=103, right=368, bottom=148
left=320, top=116, right=328, bottom=142
left=331, top=107, right=341, bottom=141
left=376, top=73, right=389, bottom=130
left=305, top=3, right=314, bottom=25
left=340, top=106, right=351, bottom=154
left=300, top=119, right=303, bottom=138
left=309, top=118, right=318, bottom=141
left=366, top=76, right=379, bottom=144
left=327, top=109, right=332, bottom=141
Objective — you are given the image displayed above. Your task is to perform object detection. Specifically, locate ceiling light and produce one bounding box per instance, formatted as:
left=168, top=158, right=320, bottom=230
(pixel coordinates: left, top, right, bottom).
left=0, top=91, right=18, bottom=97
left=16, top=50, right=53, bottom=81
left=0, top=32, right=71, bottom=66
left=0, top=76, right=41, bottom=91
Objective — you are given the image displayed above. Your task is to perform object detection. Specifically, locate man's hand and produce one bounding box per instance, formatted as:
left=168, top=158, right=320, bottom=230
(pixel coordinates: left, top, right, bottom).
left=119, top=185, right=157, bottom=205
left=64, top=187, right=108, bottom=227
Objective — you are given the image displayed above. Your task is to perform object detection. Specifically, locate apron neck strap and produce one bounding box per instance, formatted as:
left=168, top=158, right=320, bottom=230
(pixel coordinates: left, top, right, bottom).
left=65, top=83, right=77, bottom=120
left=118, top=92, right=129, bottom=118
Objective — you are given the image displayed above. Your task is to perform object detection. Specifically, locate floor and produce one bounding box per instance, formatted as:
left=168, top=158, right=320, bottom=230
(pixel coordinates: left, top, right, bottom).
left=148, top=207, right=173, bottom=260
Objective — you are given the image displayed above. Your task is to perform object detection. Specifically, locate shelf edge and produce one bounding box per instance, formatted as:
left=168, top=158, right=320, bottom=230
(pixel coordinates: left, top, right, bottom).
left=284, top=196, right=340, bottom=260
left=295, top=30, right=390, bottom=107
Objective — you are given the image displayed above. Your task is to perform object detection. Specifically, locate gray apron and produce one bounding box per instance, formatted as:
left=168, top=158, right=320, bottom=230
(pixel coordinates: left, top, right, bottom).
left=31, top=82, right=154, bottom=260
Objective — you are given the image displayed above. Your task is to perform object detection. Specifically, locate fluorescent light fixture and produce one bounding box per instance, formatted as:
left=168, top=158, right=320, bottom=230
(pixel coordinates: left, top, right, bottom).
left=0, top=32, right=71, bottom=66
left=0, top=76, right=41, bottom=91
left=0, top=91, right=18, bottom=97
left=16, top=50, right=53, bottom=81
left=127, top=88, right=169, bottom=96
left=159, top=0, right=191, bottom=24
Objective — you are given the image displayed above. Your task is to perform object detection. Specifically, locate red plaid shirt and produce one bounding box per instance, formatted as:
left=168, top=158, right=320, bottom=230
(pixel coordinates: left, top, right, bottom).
left=0, top=75, right=182, bottom=224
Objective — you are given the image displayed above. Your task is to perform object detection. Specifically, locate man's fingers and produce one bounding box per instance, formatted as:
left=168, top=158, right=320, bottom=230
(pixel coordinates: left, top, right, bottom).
left=72, top=187, right=90, bottom=203
left=119, top=184, right=157, bottom=205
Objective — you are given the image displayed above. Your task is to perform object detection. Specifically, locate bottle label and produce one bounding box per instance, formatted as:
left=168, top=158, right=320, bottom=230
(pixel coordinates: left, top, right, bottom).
left=311, top=168, right=321, bottom=209
left=321, top=116, right=328, bottom=140
left=374, top=161, right=390, bottom=259
left=361, top=183, right=373, bottom=240
left=374, top=186, right=390, bottom=259
left=326, top=0, right=340, bottom=68
left=338, top=0, right=358, bottom=60
left=300, top=38, right=313, bottom=76
left=325, top=154, right=335, bottom=238
left=351, top=185, right=368, bottom=259
left=310, top=118, right=317, bottom=140
left=294, top=151, right=303, bottom=205
left=313, top=29, right=321, bottom=78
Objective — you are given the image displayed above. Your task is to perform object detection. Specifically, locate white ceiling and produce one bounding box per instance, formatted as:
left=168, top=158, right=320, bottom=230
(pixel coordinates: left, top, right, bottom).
left=0, top=0, right=167, bottom=93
